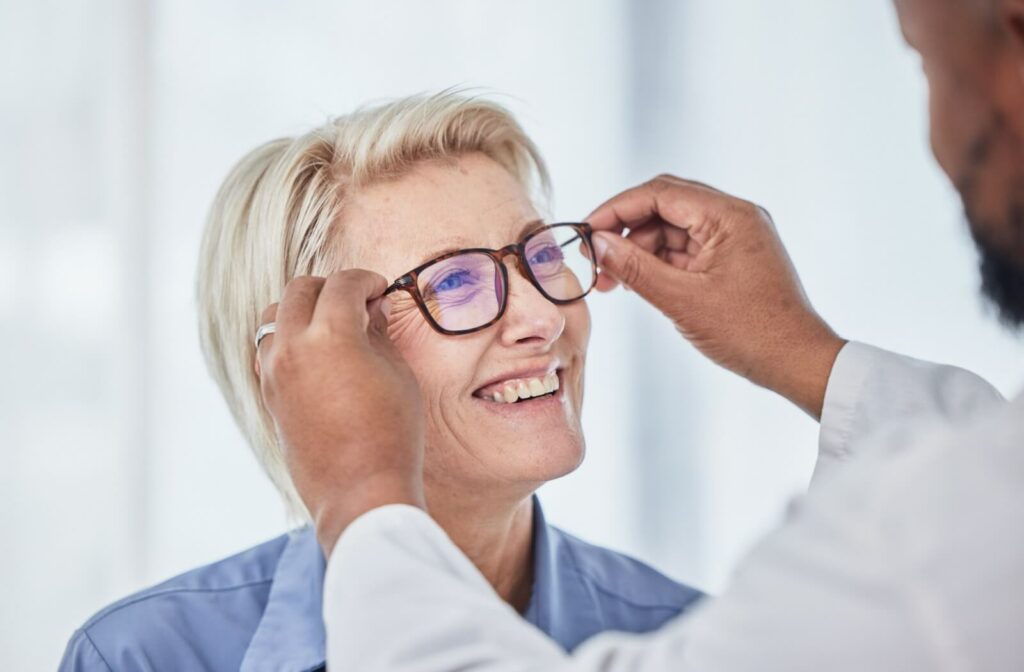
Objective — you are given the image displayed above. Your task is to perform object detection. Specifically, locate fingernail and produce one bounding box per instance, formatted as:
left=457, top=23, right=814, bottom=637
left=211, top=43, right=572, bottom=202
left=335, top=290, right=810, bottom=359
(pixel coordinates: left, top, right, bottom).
left=379, top=297, right=392, bottom=320
left=592, top=232, right=611, bottom=263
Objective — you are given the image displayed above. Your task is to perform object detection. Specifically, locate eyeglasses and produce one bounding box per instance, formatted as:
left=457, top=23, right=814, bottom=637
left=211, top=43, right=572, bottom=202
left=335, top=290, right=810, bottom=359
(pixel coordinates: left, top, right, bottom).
left=384, top=222, right=597, bottom=335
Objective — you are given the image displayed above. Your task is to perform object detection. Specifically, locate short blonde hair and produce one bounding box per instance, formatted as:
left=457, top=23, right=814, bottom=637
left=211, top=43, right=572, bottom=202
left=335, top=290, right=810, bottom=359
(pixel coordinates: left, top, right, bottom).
left=196, top=91, right=550, bottom=518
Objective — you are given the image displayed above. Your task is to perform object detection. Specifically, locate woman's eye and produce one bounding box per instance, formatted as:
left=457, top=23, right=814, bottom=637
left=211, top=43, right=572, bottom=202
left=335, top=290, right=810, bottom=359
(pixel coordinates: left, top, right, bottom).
left=433, top=269, right=475, bottom=293
left=529, top=244, right=564, bottom=266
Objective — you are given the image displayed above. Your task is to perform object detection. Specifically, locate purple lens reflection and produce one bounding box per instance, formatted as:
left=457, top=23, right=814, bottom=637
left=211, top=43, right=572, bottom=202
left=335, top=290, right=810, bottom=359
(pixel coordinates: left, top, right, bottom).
left=524, top=225, right=593, bottom=301
left=417, top=252, right=502, bottom=332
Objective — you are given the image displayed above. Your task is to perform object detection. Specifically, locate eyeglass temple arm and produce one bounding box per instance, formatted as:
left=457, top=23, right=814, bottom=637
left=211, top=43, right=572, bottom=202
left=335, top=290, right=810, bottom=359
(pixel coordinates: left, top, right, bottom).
left=384, top=275, right=415, bottom=296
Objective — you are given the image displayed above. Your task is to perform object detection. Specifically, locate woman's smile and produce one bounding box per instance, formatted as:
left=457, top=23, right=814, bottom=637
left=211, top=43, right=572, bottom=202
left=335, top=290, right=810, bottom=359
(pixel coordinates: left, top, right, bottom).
left=471, top=366, right=569, bottom=419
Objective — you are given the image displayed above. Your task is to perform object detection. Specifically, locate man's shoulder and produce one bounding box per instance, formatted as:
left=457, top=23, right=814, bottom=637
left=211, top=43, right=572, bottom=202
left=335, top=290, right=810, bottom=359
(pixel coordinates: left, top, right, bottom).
left=60, top=532, right=292, bottom=671
left=550, top=526, right=704, bottom=614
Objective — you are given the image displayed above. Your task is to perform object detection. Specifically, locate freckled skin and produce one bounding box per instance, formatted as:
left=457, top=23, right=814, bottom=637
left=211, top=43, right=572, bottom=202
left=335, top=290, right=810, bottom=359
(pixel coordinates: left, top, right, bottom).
left=332, top=153, right=590, bottom=506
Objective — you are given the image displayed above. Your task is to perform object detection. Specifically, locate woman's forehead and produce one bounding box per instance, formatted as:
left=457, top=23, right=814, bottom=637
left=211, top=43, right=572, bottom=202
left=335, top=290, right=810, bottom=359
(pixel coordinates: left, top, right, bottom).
left=338, top=156, right=541, bottom=278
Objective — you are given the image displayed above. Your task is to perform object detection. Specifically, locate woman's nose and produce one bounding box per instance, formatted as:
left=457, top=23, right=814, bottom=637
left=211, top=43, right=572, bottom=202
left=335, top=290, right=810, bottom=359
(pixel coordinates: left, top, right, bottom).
left=498, top=260, right=566, bottom=347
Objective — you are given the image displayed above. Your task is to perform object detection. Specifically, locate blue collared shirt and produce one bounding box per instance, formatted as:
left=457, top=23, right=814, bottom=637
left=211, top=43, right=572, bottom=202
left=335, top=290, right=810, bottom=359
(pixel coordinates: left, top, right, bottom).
left=60, top=499, right=703, bottom=671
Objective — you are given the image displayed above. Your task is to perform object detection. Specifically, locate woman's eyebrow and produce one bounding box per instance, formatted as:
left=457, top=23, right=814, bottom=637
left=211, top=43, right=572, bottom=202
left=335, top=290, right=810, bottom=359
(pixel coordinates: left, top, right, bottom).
left=515, top=218, right=545, bottom=239
left=413, top=238, right=469, bottom=266
left=413, top=218, right=545, bottom=265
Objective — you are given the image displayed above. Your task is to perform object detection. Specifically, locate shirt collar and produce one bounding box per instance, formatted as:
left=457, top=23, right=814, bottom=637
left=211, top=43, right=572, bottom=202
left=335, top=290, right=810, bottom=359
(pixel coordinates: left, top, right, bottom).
left=523, top=495, right=603, bottom=650
left=240, top=526, right=325, bottom=672
left=242, top=495, right=599, bottom=670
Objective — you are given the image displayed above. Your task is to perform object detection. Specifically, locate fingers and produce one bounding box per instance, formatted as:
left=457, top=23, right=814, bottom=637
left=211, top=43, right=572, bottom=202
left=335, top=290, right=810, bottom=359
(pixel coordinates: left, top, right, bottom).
left=624, top=221, right=691, bottom=255
left=594, top=270, right=621, bottom=293
left=592, top=225, right=666, bottom=293
left=585, top=175, right=726, bottom=246
left=592, top=219, right=698, bottom=293
left=591, top=230, right=692, bottom=309
left=314, top=268, right=390, bottom=334
left=257, top=270, right=389, bottom=376
left=277, top=276, right=326, bottom=337
left=365, top=296, right=392, bottom=342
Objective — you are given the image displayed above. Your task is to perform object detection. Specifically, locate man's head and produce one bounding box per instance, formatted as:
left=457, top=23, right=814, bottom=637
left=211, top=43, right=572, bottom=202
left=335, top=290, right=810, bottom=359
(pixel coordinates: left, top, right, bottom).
left=895, top=0, right=1024, bottom=328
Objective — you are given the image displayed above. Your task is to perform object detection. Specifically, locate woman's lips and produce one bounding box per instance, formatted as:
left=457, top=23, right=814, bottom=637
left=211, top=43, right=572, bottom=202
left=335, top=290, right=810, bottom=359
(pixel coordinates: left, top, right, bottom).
left=471, top=371, right=566, bottom=418
left=473, top=370, right=560, bottom=404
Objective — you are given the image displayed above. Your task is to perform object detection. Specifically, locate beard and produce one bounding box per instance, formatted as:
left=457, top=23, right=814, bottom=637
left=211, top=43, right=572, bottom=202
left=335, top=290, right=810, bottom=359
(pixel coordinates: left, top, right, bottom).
left=972, top=221, right=1024, bottom=330
left=957, top=113, right=1024, bottom=331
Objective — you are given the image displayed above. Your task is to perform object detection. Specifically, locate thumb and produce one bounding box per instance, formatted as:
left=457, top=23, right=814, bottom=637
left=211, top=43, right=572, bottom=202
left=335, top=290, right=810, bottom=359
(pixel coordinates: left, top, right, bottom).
left=366, top=296, right=391, bottom=340
left=591, top=231, right=688, bottom=305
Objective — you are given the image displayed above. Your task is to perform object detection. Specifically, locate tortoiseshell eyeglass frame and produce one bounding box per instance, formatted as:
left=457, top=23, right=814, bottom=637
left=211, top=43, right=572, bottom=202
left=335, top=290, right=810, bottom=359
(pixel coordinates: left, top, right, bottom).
left=383, top=222, right=597, bottom=336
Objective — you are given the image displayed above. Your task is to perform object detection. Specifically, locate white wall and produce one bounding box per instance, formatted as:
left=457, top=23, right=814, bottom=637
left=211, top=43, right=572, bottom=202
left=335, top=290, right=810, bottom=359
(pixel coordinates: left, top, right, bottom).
left=2, top=1, right=1021, bottom=668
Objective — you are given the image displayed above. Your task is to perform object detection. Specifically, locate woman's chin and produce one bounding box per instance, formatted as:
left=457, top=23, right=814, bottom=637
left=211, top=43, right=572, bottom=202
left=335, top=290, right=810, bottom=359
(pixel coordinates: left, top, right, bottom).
left=448, top=378, right=587, bottom=485
left=496, top=433, right=586, bottom=485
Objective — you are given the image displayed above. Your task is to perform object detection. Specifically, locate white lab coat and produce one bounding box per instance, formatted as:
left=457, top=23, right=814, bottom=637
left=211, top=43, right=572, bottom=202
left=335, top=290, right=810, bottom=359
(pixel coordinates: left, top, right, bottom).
left=324, top=342, right=1023, bottom=671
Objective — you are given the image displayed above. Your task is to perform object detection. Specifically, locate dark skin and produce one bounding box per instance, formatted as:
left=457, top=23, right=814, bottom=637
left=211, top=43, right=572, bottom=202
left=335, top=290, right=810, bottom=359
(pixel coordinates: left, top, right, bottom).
left=259, top=0, right=1024, bottom=554
left=895, top=0, right=1024, bottom=263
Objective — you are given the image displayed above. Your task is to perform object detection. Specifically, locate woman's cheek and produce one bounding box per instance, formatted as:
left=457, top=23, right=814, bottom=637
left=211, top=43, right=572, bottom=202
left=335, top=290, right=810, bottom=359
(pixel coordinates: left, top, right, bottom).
left=385, top=302, right=454, bottom=404
left=565, top=302, right=591, bottom=349
left=386, top=300, right=431, bottom=355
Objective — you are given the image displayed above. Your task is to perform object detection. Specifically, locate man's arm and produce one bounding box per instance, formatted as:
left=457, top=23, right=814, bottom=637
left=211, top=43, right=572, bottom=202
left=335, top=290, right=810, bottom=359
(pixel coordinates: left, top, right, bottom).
left=813, top=341, right=1004, bottom=481
left=327, top=391, right=1024, bottom=671
left=324, top=485, right=928, bottom=672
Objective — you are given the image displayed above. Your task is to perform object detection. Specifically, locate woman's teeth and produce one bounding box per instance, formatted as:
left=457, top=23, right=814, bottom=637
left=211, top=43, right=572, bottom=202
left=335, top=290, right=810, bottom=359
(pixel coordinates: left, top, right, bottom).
left=486, top=371, right=559, bottom=404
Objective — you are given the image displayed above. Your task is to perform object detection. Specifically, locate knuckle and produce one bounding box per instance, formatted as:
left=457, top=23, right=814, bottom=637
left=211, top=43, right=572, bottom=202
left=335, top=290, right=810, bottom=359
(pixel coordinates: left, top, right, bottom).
left=306, top=321, right=337, bottom=344
left=267, top=341, right=301, bottom=377
left=649, top=174, right=685, bottom=193
left=332, top=268, right=364, bottom=288
left=284, top=275, right=321, bottom=297
left=260, top=302, right=278, bottom=322
left=726, top=198, right=760, bottom=222
left=334, top=268, right=387, bottom=296
left=648, top=175, right=673, bottom=193
left=754, top=203, right=774, bottom=223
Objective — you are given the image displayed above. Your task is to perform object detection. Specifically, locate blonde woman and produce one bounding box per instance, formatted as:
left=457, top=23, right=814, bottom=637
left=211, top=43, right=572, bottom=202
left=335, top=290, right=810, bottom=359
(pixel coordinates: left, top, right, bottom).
left=60, top=92, right=703, bottom=672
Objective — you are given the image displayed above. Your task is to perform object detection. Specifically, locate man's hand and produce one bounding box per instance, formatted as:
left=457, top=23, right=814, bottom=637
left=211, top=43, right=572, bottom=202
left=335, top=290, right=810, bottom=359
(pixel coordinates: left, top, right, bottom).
left=587, top=174, right=845, bottom=418
left=255, top=269, right=426, bottom=556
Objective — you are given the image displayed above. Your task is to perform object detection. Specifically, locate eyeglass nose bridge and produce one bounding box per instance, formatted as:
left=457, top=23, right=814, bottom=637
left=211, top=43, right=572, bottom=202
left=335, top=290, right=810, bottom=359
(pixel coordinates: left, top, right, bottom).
left=490, top=242, right=542, bottom=295
left=492, top=243, right=528, bottom=274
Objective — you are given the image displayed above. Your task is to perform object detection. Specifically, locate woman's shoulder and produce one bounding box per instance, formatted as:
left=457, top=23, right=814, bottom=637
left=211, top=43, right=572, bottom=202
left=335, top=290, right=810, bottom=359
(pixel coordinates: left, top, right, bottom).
left=59, top=532, right=292, bottom=671
left=549, top=525, right=705, bottom=615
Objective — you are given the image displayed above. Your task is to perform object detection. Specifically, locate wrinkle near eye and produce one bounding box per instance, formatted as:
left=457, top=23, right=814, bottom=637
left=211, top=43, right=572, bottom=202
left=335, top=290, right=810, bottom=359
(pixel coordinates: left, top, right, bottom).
left=386, top=294, right=430, bottom=348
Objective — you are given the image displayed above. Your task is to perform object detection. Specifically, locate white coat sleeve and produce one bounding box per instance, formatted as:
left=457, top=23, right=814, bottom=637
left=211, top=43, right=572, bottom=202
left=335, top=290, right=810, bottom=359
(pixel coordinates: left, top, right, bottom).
left=814, top=341, right=1003, bottom=480
left=326, top=391, right=1024, bottom=672
left=323, top=485, right=931, bottom=672
left=322, top=345, right=1018, bottom=672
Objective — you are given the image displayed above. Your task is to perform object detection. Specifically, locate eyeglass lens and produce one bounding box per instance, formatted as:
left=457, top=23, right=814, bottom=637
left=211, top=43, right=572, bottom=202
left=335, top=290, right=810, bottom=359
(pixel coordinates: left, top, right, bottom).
left=416, top=225, right=594, bottom=333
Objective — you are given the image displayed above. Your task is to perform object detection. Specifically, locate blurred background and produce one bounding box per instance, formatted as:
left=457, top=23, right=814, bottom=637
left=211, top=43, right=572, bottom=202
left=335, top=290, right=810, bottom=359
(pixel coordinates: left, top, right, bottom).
left=2, top=0, right=1022, bottom=668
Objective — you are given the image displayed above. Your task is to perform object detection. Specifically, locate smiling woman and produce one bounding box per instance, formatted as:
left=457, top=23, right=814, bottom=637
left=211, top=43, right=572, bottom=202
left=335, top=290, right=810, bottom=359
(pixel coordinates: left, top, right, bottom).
left=58, top=91, right=704, bottom=672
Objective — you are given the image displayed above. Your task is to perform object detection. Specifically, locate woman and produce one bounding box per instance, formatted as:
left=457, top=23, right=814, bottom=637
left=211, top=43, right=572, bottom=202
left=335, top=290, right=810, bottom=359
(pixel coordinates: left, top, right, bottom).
left=60, top=92, right=703, bottom=672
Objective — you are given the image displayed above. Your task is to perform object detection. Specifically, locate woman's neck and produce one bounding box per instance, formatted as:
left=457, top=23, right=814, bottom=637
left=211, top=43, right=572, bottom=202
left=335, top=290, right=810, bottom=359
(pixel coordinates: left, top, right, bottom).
left=426, top=489, right=536, bottom=613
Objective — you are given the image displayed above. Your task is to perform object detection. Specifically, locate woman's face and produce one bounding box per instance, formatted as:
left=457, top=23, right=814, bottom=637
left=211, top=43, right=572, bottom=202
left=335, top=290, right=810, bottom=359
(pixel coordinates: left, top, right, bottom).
left=334, top=153, right=590, bottom=502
